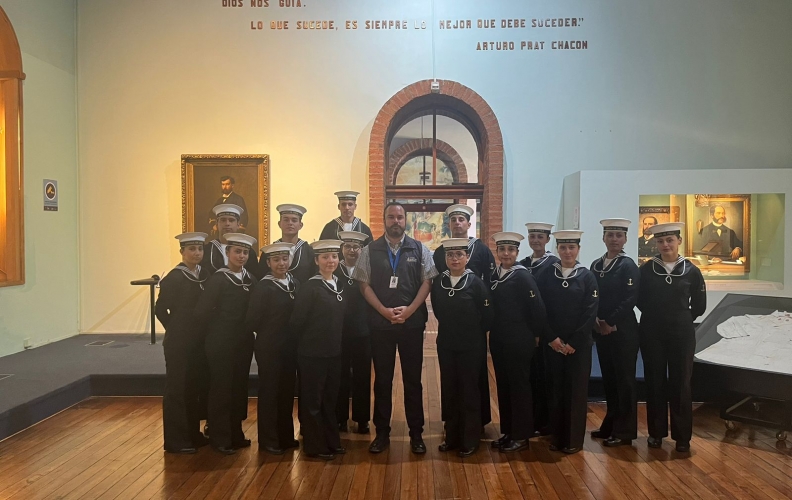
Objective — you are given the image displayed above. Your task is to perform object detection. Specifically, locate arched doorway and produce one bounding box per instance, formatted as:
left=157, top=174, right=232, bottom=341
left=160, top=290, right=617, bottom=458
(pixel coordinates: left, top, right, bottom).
left=0, top=6, right=25, bottom=286
left=368, top=80, right=503, bottom=248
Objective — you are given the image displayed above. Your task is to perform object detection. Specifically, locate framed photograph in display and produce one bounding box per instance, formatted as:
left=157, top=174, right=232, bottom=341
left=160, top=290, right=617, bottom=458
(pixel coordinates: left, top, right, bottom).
left=637, top=205, right=680, bottom=263
left=181, top=154, right=270, bottom=246
left=686, top=194, right=750, bottom=272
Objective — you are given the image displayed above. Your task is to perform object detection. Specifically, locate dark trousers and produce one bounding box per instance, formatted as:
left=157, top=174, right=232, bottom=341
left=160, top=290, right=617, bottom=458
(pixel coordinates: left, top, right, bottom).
left=255, top=342, right=297, bottom=449
left=438, top=347, right=482, bottom=450
left=490, top=340, right=534, bottom=440
left=639, top=325, right=695, bottom=443
left=205, top=332, right=253, bottom=448
left=479, top=342, right=492, bottom=426
left=530, top=344, right=549, bottom=433
left=162, top=337, right=202, bottom=450
left=299, top=355, right=342, bottom=455
left=335, top=336, right=372, bottom=424
left=371, top=327, right=424, bottom=438
left=547, top=344, right=592, bottom=450
left=595, top=325, right=639, bottom=440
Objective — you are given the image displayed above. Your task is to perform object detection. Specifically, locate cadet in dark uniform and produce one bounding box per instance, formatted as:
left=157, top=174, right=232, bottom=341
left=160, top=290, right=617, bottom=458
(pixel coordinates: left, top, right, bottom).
left=334, top=231, right=371, bottom=434
left=319, top=191, right=373, bottom=244
left=589, top=219, right=641, bottom=447
left=194, top=232, right=257, bottom=455
left=290, top=240, right=347, bottom=460
left=432, top=238, right=494, bottom=457
left=246, top=242, right=300, bottom=455
left=156, top=232, right=211, bottom=454
left=637, top=222, right=706, bottom=453
left=202, top=204, right=259, bottom=278
left=260, top=204, right=317, bottom=284
left=488, top=232, right=550, bottom=453
left=543, top=230, right=599, bottom=455
left=433, top=204, right=496, bottom=430
left=519, top=222, right=559, bottom=436
left=353, top=202, right=438, bottom=455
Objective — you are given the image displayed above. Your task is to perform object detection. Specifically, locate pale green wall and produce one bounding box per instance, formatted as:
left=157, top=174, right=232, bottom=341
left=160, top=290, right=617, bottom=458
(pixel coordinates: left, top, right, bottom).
left=0, top=1, right=79, bottom=357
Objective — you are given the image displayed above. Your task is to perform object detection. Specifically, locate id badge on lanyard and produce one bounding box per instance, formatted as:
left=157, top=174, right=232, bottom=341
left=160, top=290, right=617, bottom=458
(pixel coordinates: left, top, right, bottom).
left=388, top=248, right=401, bottom=288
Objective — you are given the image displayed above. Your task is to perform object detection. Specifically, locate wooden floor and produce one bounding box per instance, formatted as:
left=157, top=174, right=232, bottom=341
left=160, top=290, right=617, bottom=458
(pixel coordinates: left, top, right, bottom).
left=1, top=347, right=791, bottom=499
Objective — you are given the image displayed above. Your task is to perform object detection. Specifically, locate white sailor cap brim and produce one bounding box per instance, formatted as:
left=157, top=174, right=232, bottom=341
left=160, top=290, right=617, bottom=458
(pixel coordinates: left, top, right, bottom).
left=441, top=238, right=470, bottom=251
left=213, top=203, right=243, bottom=219
left=311, top=239, right=343, bottom=253
left=334, top=191, right=359, bottom=201
left=261, top=241, right=294, bottom=256
left=338, top=230, right=367, bottom=243
left=277, top=204, right=307, bottom=217
left=224, top=232, right=257, bottom=249
left=176, top=232, right=209, bottom=246
left=553, top=230, right=584, bottom=243
left=492, top=231, right=524, bottom=246
left=600, top=218, right=631, bottom=232
left=525, top=222, right=554, bottom=234
left=648, top=222, right=685, bottom=237
left=445, top=204, right=474, bottom=219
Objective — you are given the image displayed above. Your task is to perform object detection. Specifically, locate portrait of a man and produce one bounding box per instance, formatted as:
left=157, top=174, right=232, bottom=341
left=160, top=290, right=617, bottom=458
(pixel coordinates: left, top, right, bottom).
left=695, top=204, right=743, bottom=261
left=209, top=176, right=249, bottom=233
left=638, top=215, right=658, bottom=258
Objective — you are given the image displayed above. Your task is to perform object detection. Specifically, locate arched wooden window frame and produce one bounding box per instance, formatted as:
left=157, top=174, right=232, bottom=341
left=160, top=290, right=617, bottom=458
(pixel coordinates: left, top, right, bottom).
left=0, top=6, right=26, bottom=286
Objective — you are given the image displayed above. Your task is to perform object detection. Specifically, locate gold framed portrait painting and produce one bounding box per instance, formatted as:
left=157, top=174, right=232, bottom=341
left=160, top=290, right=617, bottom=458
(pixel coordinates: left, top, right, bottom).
left=181, top=154, right=270, bottom=246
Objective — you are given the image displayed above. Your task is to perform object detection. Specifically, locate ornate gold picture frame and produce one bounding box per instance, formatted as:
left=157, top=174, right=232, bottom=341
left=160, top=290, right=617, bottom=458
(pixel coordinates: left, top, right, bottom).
left=181, top=154, right=270, bottom=247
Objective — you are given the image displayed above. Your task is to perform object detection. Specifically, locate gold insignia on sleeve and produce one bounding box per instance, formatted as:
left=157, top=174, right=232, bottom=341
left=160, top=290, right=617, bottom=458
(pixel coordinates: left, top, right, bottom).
left=484, top=299, right=490, bottom=307
left=701, top=284, right=706, bottom=291
left=592, top=290, right=599, bottom=298
left=627, top=278, right=633, bottom=286
left=529, top=290, right=536, bottom=298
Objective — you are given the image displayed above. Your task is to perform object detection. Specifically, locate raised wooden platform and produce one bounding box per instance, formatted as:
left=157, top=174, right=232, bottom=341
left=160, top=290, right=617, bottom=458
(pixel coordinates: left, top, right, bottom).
left=0, top=353, right=790, bottom=499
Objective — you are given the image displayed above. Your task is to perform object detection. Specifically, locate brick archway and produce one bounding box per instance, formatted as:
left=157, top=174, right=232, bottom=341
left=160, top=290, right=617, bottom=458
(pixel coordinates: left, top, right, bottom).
left=368, top=80, right=503, bottom=241
left=388, top=138, right=468, bottom=184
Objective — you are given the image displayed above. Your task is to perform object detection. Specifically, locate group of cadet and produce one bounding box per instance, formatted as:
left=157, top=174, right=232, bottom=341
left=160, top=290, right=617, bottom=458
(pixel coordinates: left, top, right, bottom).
left=155, top=190, right=707, bottom=459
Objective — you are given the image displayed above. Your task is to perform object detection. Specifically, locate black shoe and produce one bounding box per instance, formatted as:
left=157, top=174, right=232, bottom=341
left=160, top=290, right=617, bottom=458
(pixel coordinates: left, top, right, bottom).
left=549, top=444, right=561, bottom=451
left=675, top=441, right=690, bottom=453
left=458, top=446, right=478, bottom=458
left=338, top=422, right=348, bottom=432
left=193, top=435, right=210, bottom=448
left=261, top=445, right=285, bottom=455
left=647, top=437, right=663, bottom=449
left=306, top=452, right=335, bottom=460
left=284, top=439, right=300, bottom=449
left=491, top=434, right=510, bottom=449
left=438, top=442, right=458, bottom=452
left=604, top=438, right=632, bottom=447
left=232, top=439, right=252, bottom=449
left=369, top=436, right=390, bottom=454
left=590, top=429, right=609, bottom=439
left=330, top=447, right=346, bottom=455
left=500, top=439, right=529, bottom=452
left=165, top=447, right=197, bottom=454
left=356, top=422, right=370, bottom=434
left=562, top=447, right=581, bottom=454
left=212, top=445, right=236, bottom=455
left=410, top=437, right=427, bottom=454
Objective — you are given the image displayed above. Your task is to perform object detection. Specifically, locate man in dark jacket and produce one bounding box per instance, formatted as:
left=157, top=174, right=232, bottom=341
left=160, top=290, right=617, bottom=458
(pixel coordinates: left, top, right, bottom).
left=353, top=203, right=438, bottom=455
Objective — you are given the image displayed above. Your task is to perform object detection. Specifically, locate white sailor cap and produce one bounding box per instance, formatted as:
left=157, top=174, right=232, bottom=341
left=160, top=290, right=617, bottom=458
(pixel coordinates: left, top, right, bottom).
left=224, top=232, right=257, bottom=250
left=277, top=204, right=307, bottom=218
left=525, top=222, right=554, bottom=234
left=261, top=241, right=293, bottom=257
left=445, top=204, right=474, bottom=220
left=338, top=231, right=367, bottom=243
left=311, top=239, right=343, bottom=254
left=334, top=191, right=359, bottom=201
left=552, top=230, right=584, bottom=244
left=491, top=231, right=524, bottom=247
left=213, top=203, right=243, bottom=219
left=647, top=222, right=684, bottom=237
left=600, top=218, right=632, bottom=232
left=441, top=238, right=470, bottom=251
left=175, top=232, right=208, bottom=247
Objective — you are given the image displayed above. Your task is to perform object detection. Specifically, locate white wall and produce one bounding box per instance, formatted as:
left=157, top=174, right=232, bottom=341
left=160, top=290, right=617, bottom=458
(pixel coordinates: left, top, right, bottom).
left=75, top=0, right=792, bottom=332
left=0, top=0, right=79, bottom=356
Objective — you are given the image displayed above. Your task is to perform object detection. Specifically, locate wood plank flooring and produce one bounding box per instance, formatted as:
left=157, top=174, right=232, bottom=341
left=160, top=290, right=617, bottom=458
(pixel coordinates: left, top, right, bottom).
left=1, top=342, right=790, bottom=499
